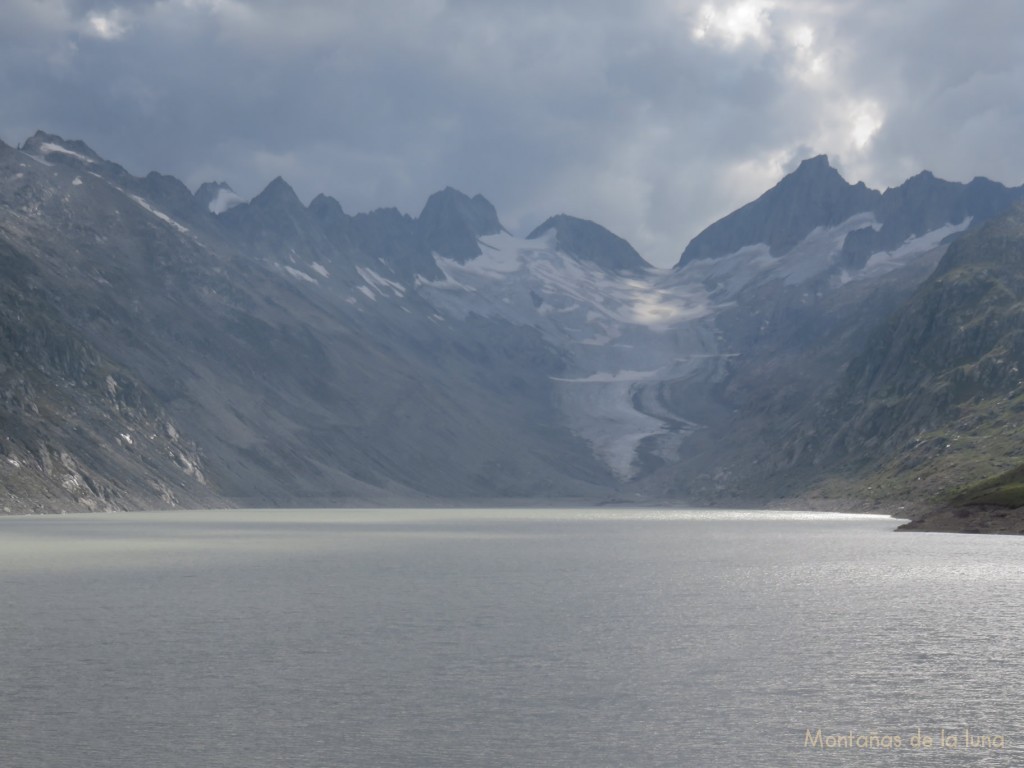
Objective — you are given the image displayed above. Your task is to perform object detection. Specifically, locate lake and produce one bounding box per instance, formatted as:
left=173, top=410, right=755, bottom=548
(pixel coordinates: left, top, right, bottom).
left=1, top=508, right=1021, bottom=767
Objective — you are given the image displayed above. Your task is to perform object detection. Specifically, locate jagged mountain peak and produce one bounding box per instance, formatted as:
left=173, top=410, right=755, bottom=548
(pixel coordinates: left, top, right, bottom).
left=772, top=155, right=862, bottom=196
left=527, top=214, right=650, bottom=272
left=358, top=206, right=413, bottom=225
left=783, top=154, right=876, bottom=194
left=790, top=153, right=832, bottom=175
left=216, top=175, right=322, bottom=252
left=419, top=187, right=504, bottom=235
left=250, top=176, right=303, bottom=210
left=140, top=170, right=193, bottom=199
left=874, top=168, right=1024, bottom=244
left=417, top=186, right=505, bottom=263
left=133, top=171, right=198, bottom=219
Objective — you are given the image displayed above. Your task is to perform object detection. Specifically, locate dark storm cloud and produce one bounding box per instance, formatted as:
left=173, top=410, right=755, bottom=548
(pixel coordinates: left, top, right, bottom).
left=4, top=0, right=1024, bottom=266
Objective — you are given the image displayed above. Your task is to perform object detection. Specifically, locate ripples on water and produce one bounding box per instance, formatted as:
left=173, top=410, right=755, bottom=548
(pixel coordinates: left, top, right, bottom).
left=1, top=508, right=1021, bottom=767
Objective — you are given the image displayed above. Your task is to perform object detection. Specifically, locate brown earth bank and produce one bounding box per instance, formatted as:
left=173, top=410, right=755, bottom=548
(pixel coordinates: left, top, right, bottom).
left=896, top=504, right=1024, bottom=535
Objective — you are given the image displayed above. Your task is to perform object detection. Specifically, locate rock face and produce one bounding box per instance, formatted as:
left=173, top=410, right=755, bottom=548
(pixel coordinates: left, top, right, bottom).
left=0, top=238, right=212, bottom=513
left=527, top=214, right=650, bottom=272
left=417, top=187, right=505, bottom=263
left=3, top=133, right=1024, bottom=515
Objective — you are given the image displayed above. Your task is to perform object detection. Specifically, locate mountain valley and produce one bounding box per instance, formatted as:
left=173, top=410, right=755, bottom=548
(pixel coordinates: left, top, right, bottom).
left=3, top=131, right=1024, bottom=525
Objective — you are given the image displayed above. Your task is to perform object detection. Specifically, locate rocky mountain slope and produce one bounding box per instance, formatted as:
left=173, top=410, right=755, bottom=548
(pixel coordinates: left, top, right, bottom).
left=648, top=158, right=1024, bottom=506
left=3, top=130, right=1023, bottom=514
left=0, top=132, right=613, bottom=511
left=806, top=205, right=1024, bottom=525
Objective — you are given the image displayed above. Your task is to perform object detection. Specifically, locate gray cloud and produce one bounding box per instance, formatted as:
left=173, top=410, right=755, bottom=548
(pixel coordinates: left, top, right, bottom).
left=3, top=0, right=1023, bottom=266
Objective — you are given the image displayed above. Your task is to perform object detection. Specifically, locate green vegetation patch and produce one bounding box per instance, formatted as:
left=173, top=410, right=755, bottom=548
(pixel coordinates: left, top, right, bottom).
left=950, top=467, right=1024, bottom=508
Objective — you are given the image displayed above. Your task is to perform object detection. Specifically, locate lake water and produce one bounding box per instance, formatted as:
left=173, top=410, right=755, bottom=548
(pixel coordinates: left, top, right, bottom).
left=1, top=508, right=1022, bottom=767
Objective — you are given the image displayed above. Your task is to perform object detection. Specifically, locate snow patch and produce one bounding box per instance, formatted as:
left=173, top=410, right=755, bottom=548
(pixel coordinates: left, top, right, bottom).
left=284, top=265, right=317, bottom=284
left=426, top=233, right=711, bottom=330
left=71, top=176, right=83, bottom=186
left=357, top=285, right=376, bottom=301
left=678, top=212, right=882, bottom=296
left=858, top=219, right=972, bottom=279
left=38, top=142, right=95, bottom=164
left=552, top=369, right=661, bottom=383
left=414, top=272, right=474, bottom=292
left=311, top=261, right=330, bottom=278
left=356, top=266, right=406, bottom=296
left=128, top=194, right=190, bottom=235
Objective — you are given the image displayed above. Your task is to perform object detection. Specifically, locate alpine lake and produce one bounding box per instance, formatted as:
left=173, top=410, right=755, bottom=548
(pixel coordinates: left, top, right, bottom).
left=1, top=507, right=1021, bottom=767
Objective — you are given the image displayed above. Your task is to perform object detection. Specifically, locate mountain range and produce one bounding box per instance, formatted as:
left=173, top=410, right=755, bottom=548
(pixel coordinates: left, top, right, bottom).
left=3, top=130, right=1024, bottom=529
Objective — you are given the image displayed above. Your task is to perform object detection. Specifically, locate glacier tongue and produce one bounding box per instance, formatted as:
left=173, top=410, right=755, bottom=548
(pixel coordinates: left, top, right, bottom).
left=418, top=233, right=721, bottom=478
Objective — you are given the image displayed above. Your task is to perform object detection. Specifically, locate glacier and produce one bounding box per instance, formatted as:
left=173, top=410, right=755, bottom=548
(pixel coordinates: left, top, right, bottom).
left=417, top=215, right=965, bottom=478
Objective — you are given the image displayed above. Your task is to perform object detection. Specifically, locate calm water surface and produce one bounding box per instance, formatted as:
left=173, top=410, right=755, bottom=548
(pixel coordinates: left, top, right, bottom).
left=1, top=508, right=1021, bottom=767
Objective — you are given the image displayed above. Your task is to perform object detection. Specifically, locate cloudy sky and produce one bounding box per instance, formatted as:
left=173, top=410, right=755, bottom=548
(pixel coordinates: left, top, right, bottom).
left=3, top=0, right=1023, bottom=266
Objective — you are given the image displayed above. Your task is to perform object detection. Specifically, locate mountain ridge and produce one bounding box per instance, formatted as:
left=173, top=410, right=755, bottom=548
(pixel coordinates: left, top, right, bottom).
left=676, top=155, right=1024, bottom=270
